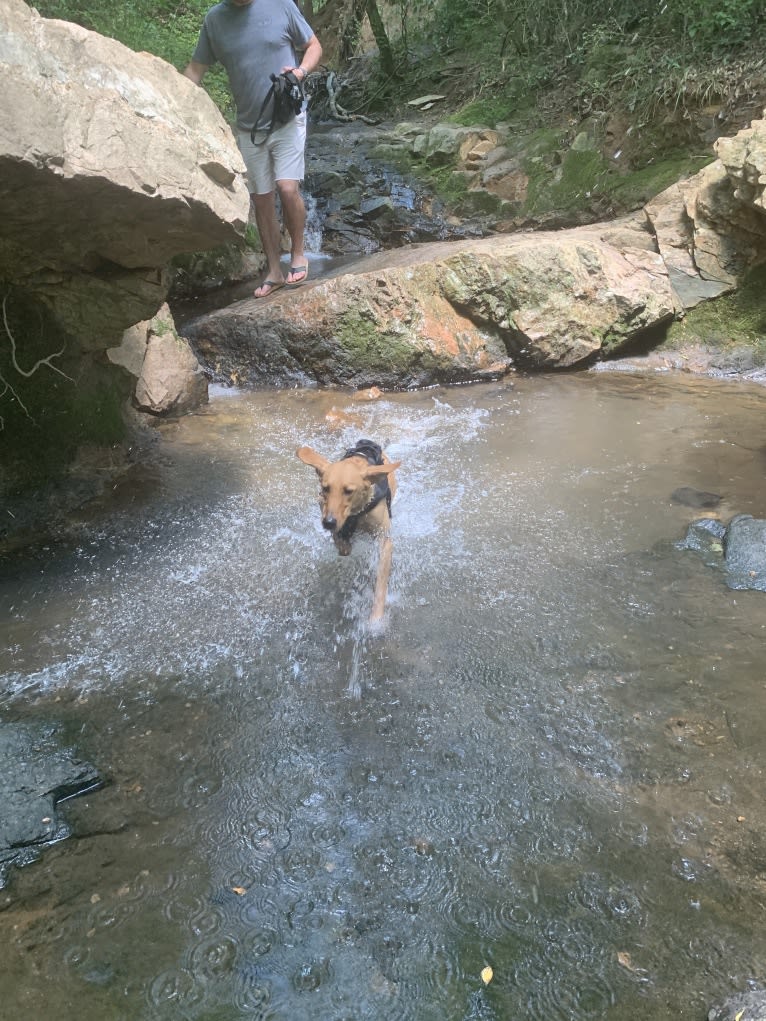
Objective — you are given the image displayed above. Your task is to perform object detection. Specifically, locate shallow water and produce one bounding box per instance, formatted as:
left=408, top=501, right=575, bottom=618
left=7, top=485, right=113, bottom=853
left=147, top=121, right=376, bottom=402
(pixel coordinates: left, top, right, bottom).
left=2, top=372, right=766, bottom=1021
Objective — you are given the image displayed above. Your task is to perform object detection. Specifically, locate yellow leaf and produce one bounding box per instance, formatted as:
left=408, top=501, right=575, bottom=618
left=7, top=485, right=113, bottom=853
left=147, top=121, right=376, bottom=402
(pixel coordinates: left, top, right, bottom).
left=735, top=1011, right=744, bottom=1021
left=617, top=951, right=635, bottom=971
left=231, top=886, right=247, bottom=896
left=481, top=966, right=493, bottom=985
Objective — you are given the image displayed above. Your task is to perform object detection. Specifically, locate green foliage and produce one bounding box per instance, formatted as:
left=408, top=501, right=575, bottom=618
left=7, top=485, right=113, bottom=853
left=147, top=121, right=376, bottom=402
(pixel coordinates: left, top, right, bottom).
left=657, top=0, right=765, bottom=51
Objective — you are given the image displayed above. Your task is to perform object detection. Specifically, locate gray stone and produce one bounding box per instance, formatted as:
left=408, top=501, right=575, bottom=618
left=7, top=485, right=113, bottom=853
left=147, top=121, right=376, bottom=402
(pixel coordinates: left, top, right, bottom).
left=724, top=514, right=766, bottom=591
left=671, top=487, right=723, bottom=509
left=0, top=721, right=102, bottom=887
left=708, top=989, right=766, bottom=1021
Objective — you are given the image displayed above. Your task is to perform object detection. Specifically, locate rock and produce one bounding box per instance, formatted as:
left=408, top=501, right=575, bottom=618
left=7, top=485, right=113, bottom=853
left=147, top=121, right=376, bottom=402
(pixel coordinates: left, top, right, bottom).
left=645, top=183, right=732, bottom=310
left=708, top=990, right=766, bottom=1021
left=724, top=514, right=766, bottom=591
left=0, top=0, right=249, bottom=350
left=418, top=124, right=500, bottom=167
left=0, top=720, right=103, bottom=887
left=360, top=196, right=396, bottom=220
left=135, top=333, right=208, bottom=416
left=678, top=514, right=766, bottom=592
left=131, top=305, right=209, bottom=416
left=716, top=112, right=766, bottom=214
left=671, top=487, right=723, bottom=509
left=407, top=94, right=446, bottom=108
left=0, top=0, right=247, bottom=509
left=0, top=0, right=248, bottom=285
left=678, top=517, right=726, bottom=546
left=183, top=216, right=674, bottom=386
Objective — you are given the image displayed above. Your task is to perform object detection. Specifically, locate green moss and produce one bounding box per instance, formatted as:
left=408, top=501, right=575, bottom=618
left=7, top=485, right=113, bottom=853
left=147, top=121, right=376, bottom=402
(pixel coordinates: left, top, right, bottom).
left=663, top=262, right=766, bottom=360
left=526, top=147, right=609, bottom=213
left=336, top=310, right=410, bottom=369
left=334, top=309, right=443, bottom=379
left=449, top=96, right=516, bottom=128
left=518, top=127, right=567, bottom=158
left=421, top=163, right=467, bottom=199
left=609, top=154, right=714, bottom=207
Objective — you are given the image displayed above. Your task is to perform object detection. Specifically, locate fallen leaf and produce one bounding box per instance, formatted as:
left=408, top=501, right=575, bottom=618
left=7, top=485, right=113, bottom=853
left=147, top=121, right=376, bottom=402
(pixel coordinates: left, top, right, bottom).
left=617, top=951, right=636, bottom=971
left=232, top=886, right=247, bottom=896
left=481, top=966, right=493, bottom=985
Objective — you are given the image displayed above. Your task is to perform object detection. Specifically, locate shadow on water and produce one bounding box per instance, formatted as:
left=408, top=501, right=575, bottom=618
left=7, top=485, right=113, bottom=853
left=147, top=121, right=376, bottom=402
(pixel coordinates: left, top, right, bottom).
left=2, top=373, right=766, bottom=1020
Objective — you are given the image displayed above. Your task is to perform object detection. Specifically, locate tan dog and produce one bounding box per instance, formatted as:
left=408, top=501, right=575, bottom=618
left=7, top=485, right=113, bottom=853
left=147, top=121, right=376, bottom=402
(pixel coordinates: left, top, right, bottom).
left=297, top=439, right=400, bottom=622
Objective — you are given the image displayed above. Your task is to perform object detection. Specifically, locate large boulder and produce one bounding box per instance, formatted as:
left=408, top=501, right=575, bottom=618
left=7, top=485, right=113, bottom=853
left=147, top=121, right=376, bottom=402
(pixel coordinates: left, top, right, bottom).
left=183, top=215, right=674, bottom=386
left=0, top=0, right=249, bottom=342
left=0, top=0, right=249, bottom=508
left=622, top=112, right=766, bottom=311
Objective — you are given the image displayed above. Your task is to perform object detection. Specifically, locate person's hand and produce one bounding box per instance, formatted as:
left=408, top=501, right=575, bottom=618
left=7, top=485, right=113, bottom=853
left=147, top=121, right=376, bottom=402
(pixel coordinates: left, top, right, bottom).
left=281, top=65, right=306, bottom=80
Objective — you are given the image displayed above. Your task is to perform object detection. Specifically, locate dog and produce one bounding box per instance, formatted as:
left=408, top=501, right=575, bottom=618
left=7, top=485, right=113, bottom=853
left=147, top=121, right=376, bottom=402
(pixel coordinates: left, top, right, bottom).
left=297, top=439, right=400, bottom=622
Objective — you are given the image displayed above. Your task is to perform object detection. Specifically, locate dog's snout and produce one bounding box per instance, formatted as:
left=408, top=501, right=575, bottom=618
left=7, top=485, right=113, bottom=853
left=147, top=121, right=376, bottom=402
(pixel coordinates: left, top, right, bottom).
left=322, top=515, right=336, bottom=531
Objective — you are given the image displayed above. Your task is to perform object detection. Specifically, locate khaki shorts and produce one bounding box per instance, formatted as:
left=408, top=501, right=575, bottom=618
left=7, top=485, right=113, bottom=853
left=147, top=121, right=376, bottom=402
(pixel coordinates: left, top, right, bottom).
left=237, top=111, right=307, bottom=195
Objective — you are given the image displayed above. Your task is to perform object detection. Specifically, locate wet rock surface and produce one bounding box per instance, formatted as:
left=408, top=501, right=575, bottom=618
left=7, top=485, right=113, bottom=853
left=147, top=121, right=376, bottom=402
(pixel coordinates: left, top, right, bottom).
left=0, top=721, right=103, bottom=887
left=306, top=121, right=489, bottom=255
left=678, top=514, right=766, bottom=591
left=708, top=990, right=766, bottom=1021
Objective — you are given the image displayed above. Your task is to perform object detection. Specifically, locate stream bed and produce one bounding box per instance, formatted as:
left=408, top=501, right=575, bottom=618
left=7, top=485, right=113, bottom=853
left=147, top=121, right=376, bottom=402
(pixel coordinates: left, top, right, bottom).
left=1, top=372, right=765, bottom=1020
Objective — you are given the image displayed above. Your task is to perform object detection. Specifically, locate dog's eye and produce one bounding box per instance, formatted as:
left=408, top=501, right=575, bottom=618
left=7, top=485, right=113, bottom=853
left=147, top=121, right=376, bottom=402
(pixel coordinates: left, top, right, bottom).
left=343, top=486, right=354, bottom=496
left=321, top=485, right=330, bottom=495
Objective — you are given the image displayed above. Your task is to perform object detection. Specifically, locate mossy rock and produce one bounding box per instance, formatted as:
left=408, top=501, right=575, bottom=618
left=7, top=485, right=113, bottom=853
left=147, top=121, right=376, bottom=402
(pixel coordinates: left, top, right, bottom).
left=662, top=262, right=766, bottom=363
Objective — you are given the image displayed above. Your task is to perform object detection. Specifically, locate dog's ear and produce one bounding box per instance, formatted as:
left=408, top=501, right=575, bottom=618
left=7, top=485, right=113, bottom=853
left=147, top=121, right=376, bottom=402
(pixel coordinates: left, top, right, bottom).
left=363, top=461, right=401, bottom=480
left=296, top=446, right=330, bottom=474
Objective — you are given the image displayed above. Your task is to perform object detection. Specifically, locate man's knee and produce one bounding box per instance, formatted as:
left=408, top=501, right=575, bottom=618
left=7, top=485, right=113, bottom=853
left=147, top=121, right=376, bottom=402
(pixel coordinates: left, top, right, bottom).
left=276, top=179, right=302, bottom=203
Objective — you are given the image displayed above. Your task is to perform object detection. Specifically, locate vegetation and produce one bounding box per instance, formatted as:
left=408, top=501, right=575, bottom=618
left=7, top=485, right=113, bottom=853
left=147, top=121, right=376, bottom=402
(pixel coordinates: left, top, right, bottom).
left=35, top=0, right=765, bottom=135
left=663, top=264, right=766, bottom=366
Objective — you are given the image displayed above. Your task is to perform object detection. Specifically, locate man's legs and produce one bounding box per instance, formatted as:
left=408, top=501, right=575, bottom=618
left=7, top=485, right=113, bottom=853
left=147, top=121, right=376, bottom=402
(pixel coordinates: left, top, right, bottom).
left=238, top=114, right=308, bottom=296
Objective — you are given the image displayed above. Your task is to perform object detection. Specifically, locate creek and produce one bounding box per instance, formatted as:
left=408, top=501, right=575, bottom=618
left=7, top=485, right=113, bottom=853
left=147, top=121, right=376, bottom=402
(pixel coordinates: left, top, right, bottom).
left=1, top=372, right=766, bottom=1020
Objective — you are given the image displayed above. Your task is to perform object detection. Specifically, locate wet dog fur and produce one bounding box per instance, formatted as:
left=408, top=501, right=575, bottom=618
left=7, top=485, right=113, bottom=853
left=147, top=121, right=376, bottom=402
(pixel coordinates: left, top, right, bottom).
left=297, top=442, right=400, bottom=622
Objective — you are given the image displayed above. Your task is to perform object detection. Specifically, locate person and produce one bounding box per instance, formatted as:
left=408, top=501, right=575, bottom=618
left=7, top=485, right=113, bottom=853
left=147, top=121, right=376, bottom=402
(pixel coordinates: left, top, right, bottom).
left=184, top=0, right=322, bottom=298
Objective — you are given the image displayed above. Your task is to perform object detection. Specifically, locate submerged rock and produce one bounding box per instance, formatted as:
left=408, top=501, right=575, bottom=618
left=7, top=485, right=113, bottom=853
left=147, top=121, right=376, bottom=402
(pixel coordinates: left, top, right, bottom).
left=708, top=989, right=766, bottom=1021
left=671, top=486, right=723, bottom=509
left=0, top=721, right=103, bottom=887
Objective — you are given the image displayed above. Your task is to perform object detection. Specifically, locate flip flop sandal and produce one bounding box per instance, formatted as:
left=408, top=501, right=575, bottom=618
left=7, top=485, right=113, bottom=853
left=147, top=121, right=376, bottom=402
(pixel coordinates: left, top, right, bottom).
left=254, top=279, right=285, bottom=298
left=286, top=263, right=309, bottom=286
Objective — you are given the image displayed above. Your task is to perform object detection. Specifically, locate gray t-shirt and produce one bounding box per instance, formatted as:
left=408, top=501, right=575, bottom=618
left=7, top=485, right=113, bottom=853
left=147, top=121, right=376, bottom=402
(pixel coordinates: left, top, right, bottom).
left=192, top=0, right=314, bottom=131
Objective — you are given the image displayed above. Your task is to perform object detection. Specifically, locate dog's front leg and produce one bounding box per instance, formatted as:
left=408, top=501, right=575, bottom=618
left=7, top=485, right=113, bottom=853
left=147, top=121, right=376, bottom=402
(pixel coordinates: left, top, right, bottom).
left=370, top=533, right=393, bottom=622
